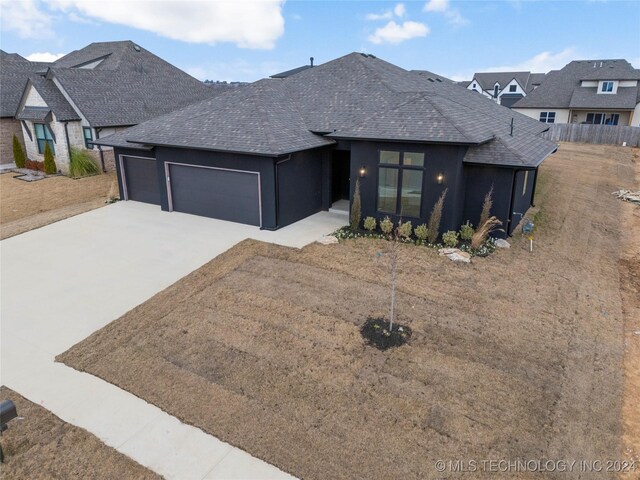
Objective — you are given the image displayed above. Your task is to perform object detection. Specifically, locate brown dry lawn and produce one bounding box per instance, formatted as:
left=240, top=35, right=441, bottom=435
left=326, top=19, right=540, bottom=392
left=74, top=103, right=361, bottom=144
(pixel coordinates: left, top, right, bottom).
left=0, top=171, right=118, bottom=239
left=0, top=387, right=160, bottom=480
left=59, top=143, right=639, bottom=479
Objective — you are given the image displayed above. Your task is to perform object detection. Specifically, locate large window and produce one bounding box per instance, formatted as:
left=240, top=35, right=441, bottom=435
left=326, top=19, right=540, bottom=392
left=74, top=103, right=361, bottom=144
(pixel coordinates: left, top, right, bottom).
left=586, top=112, right=619, bottom=125
left=34, top=123, right=54, bottom=155
left=83, top=127, right=94, bottom=149
left=377, top=150, right=424, bottom=218
left=600, top=81, right=614, bottom=93
left=539, top=111, right=556, bottom=123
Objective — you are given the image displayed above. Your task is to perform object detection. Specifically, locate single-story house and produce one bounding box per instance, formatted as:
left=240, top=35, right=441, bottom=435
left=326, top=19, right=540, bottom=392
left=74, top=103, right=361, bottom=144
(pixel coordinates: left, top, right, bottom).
left=462, top=71, right=546, bottom=108
left=13, top=41, right=222, bottom=173
left=513, top=59, right=640, bottom=126
left=0, top=50, right=50, bottom=165
left=96, top=53, right=557, bottom=237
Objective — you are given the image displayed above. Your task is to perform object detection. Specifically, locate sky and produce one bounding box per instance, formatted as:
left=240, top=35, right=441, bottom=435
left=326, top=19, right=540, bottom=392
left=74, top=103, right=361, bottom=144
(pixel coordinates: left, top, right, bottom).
left=1, top=0, right=639, bottom=83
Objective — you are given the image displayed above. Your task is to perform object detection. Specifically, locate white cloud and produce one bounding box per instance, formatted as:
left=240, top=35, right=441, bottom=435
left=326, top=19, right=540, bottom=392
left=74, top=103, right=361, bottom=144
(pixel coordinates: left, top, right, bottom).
left=366, top=3, right=405, bottom=21
left=424, top=0, right=449, bottom=12
left=26, top=52, right=66, bottom=62
left=486, top=48, right=578, bottom=73
left=423, top=0, right=468, bottom=26
left=46, top=0, right=285, bottom=49
left=447, top=48, right=579, bottom=81
left=0, top=0, right=53, bottom=38
left=368, top=21, right=429, bottom=45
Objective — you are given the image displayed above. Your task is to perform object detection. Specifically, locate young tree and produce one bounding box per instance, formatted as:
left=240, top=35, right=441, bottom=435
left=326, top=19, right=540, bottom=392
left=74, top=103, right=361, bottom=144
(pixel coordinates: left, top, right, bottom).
left=12, top=135, right=26, bottom=169
left=426, top=188, right=448, bottom=244
left=43, top=142, right=56, bottom=174
left=350, top=178, right=362, bottom=231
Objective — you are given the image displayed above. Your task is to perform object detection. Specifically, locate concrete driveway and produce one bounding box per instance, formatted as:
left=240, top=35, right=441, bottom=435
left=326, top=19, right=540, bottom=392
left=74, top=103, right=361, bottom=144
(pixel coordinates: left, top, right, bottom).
left=1, top=201, right=345, bottom=479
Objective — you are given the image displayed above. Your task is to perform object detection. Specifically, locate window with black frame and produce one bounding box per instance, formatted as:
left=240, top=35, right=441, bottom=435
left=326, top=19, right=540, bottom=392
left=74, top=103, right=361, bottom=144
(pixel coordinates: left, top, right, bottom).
left=83, top=127, right=94, bottom=149
left=377, top=150, right=424, bottom=218
left=34, top=123, right=55, bottom=154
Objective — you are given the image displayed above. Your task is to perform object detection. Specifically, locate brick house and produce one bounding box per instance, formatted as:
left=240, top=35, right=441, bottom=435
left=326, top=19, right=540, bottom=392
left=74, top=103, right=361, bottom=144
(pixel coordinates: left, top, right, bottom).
left=13, top=41, right=222, bottom=173
left=0, top=50, right=50, bottom=165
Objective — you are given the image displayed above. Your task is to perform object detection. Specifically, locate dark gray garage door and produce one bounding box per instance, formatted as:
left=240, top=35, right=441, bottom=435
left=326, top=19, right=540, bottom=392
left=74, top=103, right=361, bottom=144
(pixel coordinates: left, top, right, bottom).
left=122, top=156, right=160, bottom=205
left=167, top=163, right=261, bottom=226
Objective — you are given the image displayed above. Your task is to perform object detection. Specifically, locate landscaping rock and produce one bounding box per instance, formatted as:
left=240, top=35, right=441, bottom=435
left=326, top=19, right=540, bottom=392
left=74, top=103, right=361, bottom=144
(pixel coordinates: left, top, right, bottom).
left=318, top=235, right=339, bottom=245
left=438, top=248, right=459, bottom=256
left=448, top=251, right=471, bottom=263
left=438, top=248, right=471, bottom=263
left=495, top=239, right=511, bottom=248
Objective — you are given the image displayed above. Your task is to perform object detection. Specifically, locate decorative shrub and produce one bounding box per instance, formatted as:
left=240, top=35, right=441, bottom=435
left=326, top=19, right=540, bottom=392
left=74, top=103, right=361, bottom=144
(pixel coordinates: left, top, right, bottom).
left=442, top=230, right=459, bottom=248
left=397, top=220, right=412, bottom=239
left=363, top=216, right=377, bottom=232
left=69, top=148, right=99, bottom=177
left=479, top=186, right=494, bottom=228
left=43, top=142, right=56, bottom=174
left=414, top=223, right=428, bottom=241
left=380, top=216, right=394, bottom=235
left=459, top=221, right=474, bottom=241
left=427, top=188, right=447, bottom=244
left=12, top=135, right=26, bottom=168
left=25, top=159, right=45, bottom=171
left=350, top=178, right=362, bottom=231
left=471, top=216, right=503, bottom=249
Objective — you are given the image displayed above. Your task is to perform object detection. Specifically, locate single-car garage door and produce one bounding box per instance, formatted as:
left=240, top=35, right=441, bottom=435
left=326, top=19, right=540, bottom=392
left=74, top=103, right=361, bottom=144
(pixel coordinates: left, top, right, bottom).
left=121, top=156, right=161, bottom=205
left=167, top=163, right=261, bottom=226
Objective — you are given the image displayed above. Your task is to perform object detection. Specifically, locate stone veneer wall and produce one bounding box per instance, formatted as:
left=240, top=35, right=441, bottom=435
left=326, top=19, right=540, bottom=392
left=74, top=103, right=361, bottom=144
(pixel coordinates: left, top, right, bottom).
left=1, top=118, right=25, bottom=165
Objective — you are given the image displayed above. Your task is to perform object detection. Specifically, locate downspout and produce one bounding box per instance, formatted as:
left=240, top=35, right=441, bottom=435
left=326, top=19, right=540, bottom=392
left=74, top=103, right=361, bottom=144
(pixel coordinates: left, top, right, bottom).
left=507, top=169, right=519, bottom=237
left=272, top=154, right=293, bottom=230
left=95, top=128, right=106, bottom=172
left=63, top=122, right=72, bottom=170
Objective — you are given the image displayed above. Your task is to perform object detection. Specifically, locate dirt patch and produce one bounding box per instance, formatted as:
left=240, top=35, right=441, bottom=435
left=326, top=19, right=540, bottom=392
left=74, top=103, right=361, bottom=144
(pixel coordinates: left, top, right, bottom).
left=619, top=147, right=640, bottom=479
left=59, top=143, right=637, bottom=479
left=0, top=387, right=160, bottom=480
left=0, top=171, right=118, bottom=239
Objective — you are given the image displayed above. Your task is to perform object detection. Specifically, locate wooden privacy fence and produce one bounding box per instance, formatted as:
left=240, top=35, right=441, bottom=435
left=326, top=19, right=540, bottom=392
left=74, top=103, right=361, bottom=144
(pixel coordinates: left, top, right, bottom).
left=541, top=123, right=640, bottom=147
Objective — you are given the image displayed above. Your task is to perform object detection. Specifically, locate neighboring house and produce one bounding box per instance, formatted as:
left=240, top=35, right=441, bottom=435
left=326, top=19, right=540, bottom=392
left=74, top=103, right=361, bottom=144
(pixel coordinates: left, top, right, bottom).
left=13, top=41, right=219, bottom=173
left=465, top=71, right=546, bottom=108
left=0, top=51, right=50, bottom=165
left=96, top=53, right=556, bottom=237
left=513, top=59, right=640, bottom=126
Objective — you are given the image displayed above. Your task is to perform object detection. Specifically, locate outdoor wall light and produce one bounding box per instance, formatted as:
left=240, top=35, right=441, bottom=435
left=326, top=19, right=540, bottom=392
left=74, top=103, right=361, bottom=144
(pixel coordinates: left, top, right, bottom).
left=359, top=166, right=367, bottom=178
left=436, top=173, right=444, bottom=184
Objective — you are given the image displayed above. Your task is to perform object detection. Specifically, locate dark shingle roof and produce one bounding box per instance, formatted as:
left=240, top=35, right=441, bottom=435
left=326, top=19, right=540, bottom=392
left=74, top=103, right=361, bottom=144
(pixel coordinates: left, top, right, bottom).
left=26, top=76, right=80, bottom=121
left=0, top=60, right=51, bottom=117
left=50, top=65, right=215, bottom=127
left=1, top=50, right=28, bottom=63
left=464, top=133, right=557, bottom=167
left=270, top=65, right=313, bottom=78
left=98, top=52, right=554, bottom=167
left=16, top=106, right=52, bottom=122
left=569, top=87, right=638, bottom=109
left=514, top=59, right=640, bottom=108
left=96, top=79, right=334, bottom=156
left=473, top=71, right=531, bottom=91
left=411, top=70, right=455, bottom=84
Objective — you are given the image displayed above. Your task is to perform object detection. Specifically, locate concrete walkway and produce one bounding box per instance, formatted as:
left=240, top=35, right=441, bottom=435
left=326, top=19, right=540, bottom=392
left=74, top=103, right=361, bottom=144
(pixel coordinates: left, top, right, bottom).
left=1, top=202, right=346, bottom=479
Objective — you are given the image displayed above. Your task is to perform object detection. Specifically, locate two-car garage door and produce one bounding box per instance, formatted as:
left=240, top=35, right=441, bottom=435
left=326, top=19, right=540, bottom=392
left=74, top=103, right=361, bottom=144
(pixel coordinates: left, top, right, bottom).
left=120, top=156, right=261, bottom=227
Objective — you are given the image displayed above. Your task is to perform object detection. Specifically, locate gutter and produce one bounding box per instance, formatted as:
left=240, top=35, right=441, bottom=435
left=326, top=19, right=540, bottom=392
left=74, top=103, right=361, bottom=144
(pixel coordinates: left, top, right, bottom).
left=63, top=122, right=72, bottom=169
